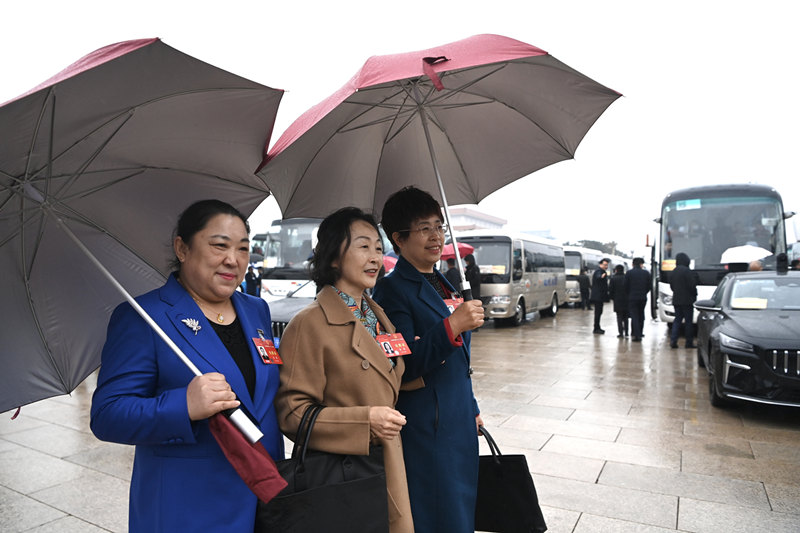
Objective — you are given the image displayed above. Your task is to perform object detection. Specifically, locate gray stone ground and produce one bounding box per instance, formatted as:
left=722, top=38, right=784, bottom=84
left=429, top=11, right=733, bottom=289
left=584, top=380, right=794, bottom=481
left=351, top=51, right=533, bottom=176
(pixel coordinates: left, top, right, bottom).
left=2, top=306, right=799, bottom=532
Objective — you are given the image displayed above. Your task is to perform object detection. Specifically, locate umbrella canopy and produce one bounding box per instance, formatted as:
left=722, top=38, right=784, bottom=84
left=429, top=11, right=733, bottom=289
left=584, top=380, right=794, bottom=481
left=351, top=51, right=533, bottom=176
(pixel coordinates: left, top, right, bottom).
left=257, top=33, right=620, bottom=219
left=441, top=242, right=474, bottom=261
left=0, top=38, right=281, bottom=413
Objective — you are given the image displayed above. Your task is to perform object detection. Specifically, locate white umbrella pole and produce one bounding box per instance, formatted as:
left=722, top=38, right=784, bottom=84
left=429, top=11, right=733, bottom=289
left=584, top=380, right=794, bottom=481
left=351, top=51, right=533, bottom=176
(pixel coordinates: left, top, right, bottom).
left=416, top=96, right=473, bottom=301
left=52, top=214, right=264, bottom=444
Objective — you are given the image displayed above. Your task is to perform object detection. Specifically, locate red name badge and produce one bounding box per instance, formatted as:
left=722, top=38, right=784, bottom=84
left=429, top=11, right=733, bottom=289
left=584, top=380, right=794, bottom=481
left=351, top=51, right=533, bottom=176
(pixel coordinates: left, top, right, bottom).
left=252, top=337, right=283, bottom=364
left=443, top=297, right=464, bottom=314
left=375, top=333, right=411, bottom=357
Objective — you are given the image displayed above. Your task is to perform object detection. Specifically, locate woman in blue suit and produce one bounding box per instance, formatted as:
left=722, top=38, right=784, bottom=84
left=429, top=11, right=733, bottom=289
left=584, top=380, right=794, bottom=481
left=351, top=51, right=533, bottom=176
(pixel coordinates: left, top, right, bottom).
left=91, top=200, right=284, bottom=532
left=373, top=186, right=485, bottom=532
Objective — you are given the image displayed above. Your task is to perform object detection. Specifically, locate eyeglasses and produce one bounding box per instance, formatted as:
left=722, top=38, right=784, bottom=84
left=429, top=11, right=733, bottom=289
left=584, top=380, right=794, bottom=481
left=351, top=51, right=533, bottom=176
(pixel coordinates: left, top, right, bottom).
left=401, top=223, right=448, bottom=237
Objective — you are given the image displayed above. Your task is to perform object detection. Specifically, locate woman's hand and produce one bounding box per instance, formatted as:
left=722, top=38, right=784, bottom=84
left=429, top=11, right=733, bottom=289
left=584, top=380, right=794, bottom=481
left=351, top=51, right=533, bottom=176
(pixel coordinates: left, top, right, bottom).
left=369, top=406, right=407, bottom=440
left=186, top=373, right=240, bottom=421
left=447, top=300, right=485, bottom=336
left=476, top=414, right=485, bottom=435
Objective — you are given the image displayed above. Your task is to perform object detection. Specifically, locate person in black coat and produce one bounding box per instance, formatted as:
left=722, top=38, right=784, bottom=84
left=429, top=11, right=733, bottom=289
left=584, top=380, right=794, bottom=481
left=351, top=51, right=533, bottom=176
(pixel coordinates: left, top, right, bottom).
left=608, top=264, right=629, bottom=338
left=624, top=257, right=651, bottom=341
left=444, top=258, right=461, bottom=291
left=589, top=258, right=610, bottom=333
left=577, top=268, right=592, bottom=310
left=669, top=252, right=698, bottom=348
left=464, top=254, right=481, bottom=301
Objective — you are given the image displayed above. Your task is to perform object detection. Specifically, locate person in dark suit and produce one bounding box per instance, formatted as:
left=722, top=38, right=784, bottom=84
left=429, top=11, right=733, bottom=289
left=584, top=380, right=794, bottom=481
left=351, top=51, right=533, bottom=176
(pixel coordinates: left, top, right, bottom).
left=244, top=265, right=260, bottom=296
left=464, top=253, right=481, bottom=301
left=589, top=258, right=610, bottom=333
left=625, top=257, right=651, bottom=341
left=608, top=264, right=629, bottom=337
left=669, top=252, right=698, bottom=348
left=91, top=200, right=284, bottom=532
left=577, top=268, right=592, bottom=310
left=444, top=257, right=461, bottom=290
left=373, top=186, right=485, bottom=532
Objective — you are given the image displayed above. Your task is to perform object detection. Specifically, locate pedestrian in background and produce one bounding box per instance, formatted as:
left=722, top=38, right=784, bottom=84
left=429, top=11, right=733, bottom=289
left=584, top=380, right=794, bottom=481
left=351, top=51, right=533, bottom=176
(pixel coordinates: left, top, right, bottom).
left=244, top=265, right=260, bottom=296
left=445, top=257, right=461, bottom=290
left=669, top=252, right=698, bottom=349
left=608, top=264, right=629, bottom=338
left=589, top=258, right=610, bottom=334
left=464, top=253, right=481, bottom=301
left=625, top=257, right=651, bottom=342
left=577, top=268, right=592, bottom=310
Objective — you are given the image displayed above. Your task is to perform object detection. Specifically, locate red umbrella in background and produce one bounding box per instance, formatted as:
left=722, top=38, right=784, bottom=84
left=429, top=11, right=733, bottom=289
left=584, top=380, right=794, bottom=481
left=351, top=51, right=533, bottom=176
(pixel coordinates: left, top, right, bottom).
left=258, top=34, right=620, bottom=300
left=383, top=254, right=398, bottom=272
left=441, top=242, right=474, bottom=261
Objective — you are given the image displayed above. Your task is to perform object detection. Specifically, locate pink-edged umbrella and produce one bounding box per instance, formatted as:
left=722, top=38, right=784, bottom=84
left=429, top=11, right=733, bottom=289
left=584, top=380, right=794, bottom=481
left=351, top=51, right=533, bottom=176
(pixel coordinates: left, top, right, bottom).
left=257, top=34, right=619, bottom=298
left=441, top=242, right=474, bottom=261
left=383, top=254, right=398, bottom=272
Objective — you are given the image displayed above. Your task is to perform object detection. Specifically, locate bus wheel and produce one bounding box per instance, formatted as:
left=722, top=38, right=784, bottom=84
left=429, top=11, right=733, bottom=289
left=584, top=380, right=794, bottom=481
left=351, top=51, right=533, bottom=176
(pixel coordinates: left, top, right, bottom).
left=541, top=295, right=558, bottom=317
left=505, top=300, right=525, bottom=327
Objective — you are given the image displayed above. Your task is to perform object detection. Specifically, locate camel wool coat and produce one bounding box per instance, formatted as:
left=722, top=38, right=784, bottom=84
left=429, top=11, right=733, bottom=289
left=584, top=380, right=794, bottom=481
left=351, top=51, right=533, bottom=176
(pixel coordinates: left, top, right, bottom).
left=275, top=285, right=414, bottom=533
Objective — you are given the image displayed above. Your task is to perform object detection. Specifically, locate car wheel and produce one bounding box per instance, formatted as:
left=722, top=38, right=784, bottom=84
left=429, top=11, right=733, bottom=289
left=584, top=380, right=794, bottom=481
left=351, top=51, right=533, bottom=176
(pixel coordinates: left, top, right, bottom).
left=708, top=353, right=728, bottom=408
left=697, top=344, right=705, bottom=368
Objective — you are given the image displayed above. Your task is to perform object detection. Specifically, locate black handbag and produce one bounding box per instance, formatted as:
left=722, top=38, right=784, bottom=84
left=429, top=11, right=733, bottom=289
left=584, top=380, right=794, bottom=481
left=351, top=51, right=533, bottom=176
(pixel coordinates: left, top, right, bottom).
left=256, top=404, right=389, bottom=533
left=474, top=426, right=547, bottom=533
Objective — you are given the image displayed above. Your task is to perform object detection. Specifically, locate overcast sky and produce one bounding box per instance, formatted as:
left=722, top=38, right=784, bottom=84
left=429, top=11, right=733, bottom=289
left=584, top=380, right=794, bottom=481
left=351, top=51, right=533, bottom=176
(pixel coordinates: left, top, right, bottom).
left=4, top=1, right=799, bottom=257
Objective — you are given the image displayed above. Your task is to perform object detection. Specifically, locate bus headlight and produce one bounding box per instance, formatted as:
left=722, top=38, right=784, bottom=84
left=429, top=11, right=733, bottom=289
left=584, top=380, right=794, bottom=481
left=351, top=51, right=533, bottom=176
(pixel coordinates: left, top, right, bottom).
left=659, top=292, right=673, bottom=306
left=489, top=295, right=511, bottom=305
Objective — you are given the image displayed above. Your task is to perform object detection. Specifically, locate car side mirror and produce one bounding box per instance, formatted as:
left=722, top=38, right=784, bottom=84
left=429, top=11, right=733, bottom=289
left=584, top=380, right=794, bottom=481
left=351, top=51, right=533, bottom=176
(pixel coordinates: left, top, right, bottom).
left=694, top=299, right=720, bottom=312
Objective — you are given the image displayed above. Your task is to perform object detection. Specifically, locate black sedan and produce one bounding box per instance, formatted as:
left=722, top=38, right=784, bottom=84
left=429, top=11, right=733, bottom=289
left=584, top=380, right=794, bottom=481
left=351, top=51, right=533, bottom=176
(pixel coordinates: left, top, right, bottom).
left=695, top=270, right=800, bottom=407
left=267, top=280, right=316, bottom=346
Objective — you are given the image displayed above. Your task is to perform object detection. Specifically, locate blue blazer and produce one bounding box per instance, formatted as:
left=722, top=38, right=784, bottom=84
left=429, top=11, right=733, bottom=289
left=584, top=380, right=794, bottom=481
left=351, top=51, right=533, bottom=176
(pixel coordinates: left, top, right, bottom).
left=91, top=274, right=284, bottom=533
left=373, top=256, right=479, bottom=532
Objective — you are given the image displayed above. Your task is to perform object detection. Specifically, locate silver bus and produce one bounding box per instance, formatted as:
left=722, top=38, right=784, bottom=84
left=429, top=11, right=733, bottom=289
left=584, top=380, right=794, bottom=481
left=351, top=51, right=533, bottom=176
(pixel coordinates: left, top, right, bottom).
left=563, top=246, right=606, bottom=304
left=455, top=230, right=567, bottom=326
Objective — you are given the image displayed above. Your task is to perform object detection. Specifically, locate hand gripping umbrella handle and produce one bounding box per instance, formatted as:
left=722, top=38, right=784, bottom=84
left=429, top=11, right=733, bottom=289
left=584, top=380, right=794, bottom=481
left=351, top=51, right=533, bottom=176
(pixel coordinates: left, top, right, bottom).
left=53, top=215, right=264, bottom=444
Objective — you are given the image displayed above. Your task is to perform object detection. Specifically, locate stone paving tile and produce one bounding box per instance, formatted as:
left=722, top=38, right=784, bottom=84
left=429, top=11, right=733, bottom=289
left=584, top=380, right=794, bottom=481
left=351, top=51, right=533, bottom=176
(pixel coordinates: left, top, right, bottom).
left=535, top=474, right=678, bottom=529
left=678, top=497, right=798, bottom=533
left=476, top=424, right=551, bottom=452
left=683, top=418, right=800, bottom=445
left=0, top=486, right=65, bottom=533
left=542, top=435, right=681, bottom=470
left=574, top=513, right=680, bottom=532
left=514, top=403, right=576, bottom=421
left=750, top=440, right=800, bottom=465
left=569, top=409, right=685, bottom=434
left=25, top=516, right=110, bottom=532
left=531, top=394, right=635, bottom=415
left=681, top=449, right=800, bottom=486
left=65, top=442, right=134, bottom=481
left=532, top=505, right=580, bottom=533
left=31, top=469, right=128, bottom=533
left=1, top=423, right=105, bottom=459
left=503, top=413, right=621, bottom=442
left=765, top=482, right=800, bottom=515
left=0, top=445, right=85, bottom=495
left=616, top=426, right=754, bottom=459
left=0, top=412, right=47, bottom=436
left=513, top=449, right=606, bottom=483
left=598, top=461, right=770, bottom=510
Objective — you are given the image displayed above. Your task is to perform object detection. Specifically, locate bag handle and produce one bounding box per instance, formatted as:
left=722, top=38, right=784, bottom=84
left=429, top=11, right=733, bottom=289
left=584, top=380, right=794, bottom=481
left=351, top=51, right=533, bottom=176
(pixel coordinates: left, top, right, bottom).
left=291, top=403, right=325, bottom=463
left=478, top=425, right=503, bottom=464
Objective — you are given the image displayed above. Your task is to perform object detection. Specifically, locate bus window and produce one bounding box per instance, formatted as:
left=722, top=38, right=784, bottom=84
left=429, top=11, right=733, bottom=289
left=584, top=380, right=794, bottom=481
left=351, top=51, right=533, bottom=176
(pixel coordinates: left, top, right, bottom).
left=512, top=242, right=523, bottom=281
left=525, top=249, right=535, bottom=273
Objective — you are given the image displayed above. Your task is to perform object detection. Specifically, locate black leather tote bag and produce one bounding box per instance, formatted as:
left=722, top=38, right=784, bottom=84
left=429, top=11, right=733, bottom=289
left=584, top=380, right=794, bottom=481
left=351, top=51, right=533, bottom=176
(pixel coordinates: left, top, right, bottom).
left=256, top=404, right=388, bottom=533
left=474, top=426, right=547, bottom=533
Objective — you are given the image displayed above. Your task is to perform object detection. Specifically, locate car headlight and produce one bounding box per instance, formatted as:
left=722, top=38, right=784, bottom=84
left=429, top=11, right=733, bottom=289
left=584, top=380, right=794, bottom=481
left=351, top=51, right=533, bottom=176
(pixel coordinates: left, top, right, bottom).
left=659, top=292, right=673, bottom=306
left=719, top=332, right=754, bottom=353
left=489, top=295, right=511, bottom=305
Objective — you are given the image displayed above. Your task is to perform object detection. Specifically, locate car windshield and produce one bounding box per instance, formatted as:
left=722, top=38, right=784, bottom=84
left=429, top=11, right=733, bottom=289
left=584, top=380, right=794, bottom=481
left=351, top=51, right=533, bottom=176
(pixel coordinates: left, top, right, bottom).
left=729, top=278, right=800, bottom=310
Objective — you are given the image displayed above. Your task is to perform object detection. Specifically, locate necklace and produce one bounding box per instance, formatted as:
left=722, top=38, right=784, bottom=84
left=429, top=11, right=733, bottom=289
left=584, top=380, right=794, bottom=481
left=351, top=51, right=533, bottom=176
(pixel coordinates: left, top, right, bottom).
left=192, top=297, right=228, bottom=324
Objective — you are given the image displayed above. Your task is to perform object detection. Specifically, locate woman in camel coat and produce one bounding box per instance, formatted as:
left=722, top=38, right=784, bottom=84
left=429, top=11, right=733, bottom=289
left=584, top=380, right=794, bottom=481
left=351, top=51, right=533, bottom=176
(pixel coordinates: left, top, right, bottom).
left=275, top=207, right=413, bottom=533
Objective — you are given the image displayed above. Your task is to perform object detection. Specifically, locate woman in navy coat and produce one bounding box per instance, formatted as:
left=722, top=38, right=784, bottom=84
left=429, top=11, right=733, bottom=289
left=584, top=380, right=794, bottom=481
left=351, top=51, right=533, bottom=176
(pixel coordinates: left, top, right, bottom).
left=91, top=200, right=284, bottom=532
left=373, top=186, right=485, bottom=532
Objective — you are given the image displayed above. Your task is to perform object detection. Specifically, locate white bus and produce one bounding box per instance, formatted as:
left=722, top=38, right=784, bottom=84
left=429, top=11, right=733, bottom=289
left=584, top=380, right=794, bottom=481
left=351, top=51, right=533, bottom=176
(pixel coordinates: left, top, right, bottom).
left=252, top=218, right=320, bottom=302
left=454, top=230, right=567, bottom=326
left=563, top=246, right=606, bottom=304
left=654, top=184, right=793, bottom=324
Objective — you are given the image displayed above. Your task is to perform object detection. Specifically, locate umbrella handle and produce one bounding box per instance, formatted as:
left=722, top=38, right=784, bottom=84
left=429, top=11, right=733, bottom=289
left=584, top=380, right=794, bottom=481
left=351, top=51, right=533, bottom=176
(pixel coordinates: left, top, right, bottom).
left=53, top=214, right=264, bottom=444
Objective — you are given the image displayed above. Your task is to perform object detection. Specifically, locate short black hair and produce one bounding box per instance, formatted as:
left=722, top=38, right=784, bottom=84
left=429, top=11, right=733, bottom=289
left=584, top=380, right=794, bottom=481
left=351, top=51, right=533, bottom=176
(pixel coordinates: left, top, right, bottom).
left=614, top=264, right=624, bottom=274
left=310, top=207, right=380, bottom=288
left=171, top=199, right=249, bottom=271
left=380, top=186, right=441, bottom=254
left=600, top=258, right=610, bottom=265
left=633, top=257, right=645, bottom=266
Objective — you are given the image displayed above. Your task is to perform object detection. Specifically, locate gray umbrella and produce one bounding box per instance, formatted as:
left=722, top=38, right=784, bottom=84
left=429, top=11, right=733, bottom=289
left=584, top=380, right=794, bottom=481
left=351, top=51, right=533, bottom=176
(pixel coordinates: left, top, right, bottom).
left=257, top=34, right=620, bottom=298
left=0, top=38, right=280, bottom=414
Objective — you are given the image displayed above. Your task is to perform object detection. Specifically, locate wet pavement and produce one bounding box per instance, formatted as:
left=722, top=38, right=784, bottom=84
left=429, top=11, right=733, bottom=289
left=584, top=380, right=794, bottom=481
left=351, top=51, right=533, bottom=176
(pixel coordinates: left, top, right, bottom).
left=2, top=306, right=800, bottom=532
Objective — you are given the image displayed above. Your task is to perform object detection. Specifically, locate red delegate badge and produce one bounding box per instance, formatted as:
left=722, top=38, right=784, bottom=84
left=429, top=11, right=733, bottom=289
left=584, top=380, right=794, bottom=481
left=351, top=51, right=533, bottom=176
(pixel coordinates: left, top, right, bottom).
left=252, top=337, right=283, bottom=364
left=375, top=333, right=411, bottom=357
left=443, top=297, right=464, bottom=314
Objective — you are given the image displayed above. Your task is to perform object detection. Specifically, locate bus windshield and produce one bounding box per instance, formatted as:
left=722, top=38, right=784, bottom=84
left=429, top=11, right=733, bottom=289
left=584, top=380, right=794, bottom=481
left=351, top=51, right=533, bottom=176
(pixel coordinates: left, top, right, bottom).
left=564, top=253, right=582, bottom=276
left=260, top=219, right=319, bottom=280
left=459, top=239, right=511, bottom=284
left=661, top=195, right=786, bottom=271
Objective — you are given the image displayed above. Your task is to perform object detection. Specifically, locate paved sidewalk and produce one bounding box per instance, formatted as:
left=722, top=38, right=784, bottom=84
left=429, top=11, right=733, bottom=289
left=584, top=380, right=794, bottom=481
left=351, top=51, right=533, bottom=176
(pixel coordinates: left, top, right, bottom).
left=2, top=307, right=800, bottom=532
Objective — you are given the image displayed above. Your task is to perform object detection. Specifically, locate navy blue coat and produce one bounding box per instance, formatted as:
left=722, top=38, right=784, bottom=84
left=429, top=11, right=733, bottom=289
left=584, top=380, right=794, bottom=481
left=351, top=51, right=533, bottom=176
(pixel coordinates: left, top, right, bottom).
left=373, top=256, right=479, bottom=532
left=91, top=274, right=284, bottom=532
left=625, top=266, right=652, bottom=302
